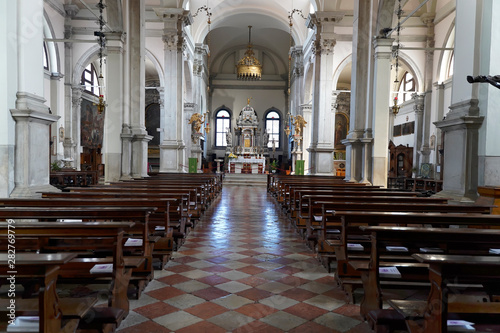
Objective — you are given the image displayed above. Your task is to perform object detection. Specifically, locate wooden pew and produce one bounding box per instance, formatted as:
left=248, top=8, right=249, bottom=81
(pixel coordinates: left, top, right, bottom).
left=0, top=253, right=82, bottom=333
left=354, top=226, right=500, bottom=332
left=308, top=201, right=492, bottom=270
left=0, top=207, right=156, bottom=298
left=0, top=221, right=137, bottom=331
left=324, top=211, right=500, bottom=304
left=40, top=191, right=190, bottom=249
left=0, top=197, right=177, bottom=267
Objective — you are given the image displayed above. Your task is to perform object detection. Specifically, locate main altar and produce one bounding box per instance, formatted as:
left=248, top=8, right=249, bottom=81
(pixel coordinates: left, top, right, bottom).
left=227, top=100, right=267, bottom=174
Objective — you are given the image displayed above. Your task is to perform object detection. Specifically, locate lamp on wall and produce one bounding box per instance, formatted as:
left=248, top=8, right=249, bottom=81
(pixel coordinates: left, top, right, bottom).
left=392, top=97, right=400, bottom=115
left=94, top=0, right=106, bottom=114
left=236, top=26, right=262, bottom=80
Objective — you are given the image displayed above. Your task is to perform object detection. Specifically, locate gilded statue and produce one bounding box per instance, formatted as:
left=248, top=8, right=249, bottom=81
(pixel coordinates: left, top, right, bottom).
left=293, top=115, right=307, bottom=136
left=188, top=113, right=205, bottom=133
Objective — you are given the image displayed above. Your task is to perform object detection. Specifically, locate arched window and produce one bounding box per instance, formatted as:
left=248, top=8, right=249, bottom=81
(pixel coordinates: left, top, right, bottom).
left=397, top=71, right=416, bottom=103
left=215, top=110, right=230, bottom=147
left=43, top=43, right=49, bottom=70
left=447, top=51, right=454, bottom=79
left=81, top=63, right=100, bottom=96
left=265, top=111, right=280, bottom=148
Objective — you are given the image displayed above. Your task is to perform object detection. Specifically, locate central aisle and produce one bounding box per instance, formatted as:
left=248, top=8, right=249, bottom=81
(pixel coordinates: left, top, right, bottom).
left=118, top=186, right=371, bottom=332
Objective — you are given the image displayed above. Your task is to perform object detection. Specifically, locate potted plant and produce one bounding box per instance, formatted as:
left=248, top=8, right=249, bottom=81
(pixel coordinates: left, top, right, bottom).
left=270, top=160, right=278, bottom=173
left=51, top=160, right=62, bottom=172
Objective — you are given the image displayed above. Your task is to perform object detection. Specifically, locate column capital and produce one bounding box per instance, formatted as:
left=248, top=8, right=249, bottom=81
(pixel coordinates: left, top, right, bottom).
left=372, top=37, right=394, bottom=59
left=420, top=13, right=435, bottom=26
left=64, top=4, right=80, bottom=18
left=412, top=93, right=425, bottom=114
left=307, top=11, right=345, bottom=29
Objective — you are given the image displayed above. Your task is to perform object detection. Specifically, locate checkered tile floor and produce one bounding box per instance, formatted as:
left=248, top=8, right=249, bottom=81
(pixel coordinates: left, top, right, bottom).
left=117, top=186, right=372, bottom=332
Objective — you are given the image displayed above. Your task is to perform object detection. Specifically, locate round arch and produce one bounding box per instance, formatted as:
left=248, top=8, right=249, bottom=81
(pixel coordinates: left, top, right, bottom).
left=73, top=45, right=102, bottom=87
left=303, top=60, right=314, bottom=105
left=145, top=49, right=164, bottom=87
left=43, top=11, right=60, bottom=74
left=332, top=54, right=352, bottom=90
left=437, top=22, right=455, bottom=83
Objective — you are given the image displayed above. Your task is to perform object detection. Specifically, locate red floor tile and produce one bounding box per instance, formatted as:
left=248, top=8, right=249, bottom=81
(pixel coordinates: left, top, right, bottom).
left=133, top=302, right=178, bottom=319
left=283, top=302, right=328, bottom=320
left=184, top=302, right=228, bottom=319
left=176, top=321, right=226, bottom=333
left=236, top=287, right=274, bottom=301
left=196, top=274, right=232, bottom=286
left=157, top=273, right=191, bottom=285
left=145, top=286, right=186, bottom=301
left=234, top=303, right=279, bottom=319
left=192, top=286, right=231, bottom=300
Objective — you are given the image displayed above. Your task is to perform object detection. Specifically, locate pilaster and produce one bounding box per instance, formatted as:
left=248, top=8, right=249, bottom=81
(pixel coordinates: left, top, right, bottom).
left=156, top=8, right=192, bottom=173
left=413, top=93, right=425, bottom=174
left=371, top=37, right=394, bottom=187
left=306, top=12, right=343, bottom=175
left=434, top=99, right=484, bottom=202
left=11, top=102, right=60, bottom=197
left=104, top=32, right=125, bottom=182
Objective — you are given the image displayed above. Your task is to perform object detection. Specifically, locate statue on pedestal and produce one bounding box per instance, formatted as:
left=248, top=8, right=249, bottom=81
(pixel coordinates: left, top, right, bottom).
left=226, top=129, right=232, bottom=146
left=263, top=129, right=269, bottom=147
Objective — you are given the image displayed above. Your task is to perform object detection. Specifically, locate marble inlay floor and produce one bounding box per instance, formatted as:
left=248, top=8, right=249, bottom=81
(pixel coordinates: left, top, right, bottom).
left=117, top=185, right=372, bottom=332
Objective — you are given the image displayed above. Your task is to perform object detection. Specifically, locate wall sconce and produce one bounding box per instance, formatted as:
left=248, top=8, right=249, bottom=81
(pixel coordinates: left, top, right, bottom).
left=392, top=97, right=400, bottom=115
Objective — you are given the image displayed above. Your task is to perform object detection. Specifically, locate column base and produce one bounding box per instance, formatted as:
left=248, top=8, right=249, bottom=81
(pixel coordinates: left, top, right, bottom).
left=307, top=145, right=334, bottom=175
left=160, top=140, right=186, bottom=173
left=433, top=190, right=476, bottom=204
left=10, top=184, right=61, bottom=198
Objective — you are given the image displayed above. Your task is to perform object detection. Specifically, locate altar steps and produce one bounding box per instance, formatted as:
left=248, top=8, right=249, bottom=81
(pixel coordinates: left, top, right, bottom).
left=223, top=173, right=267, bottom=187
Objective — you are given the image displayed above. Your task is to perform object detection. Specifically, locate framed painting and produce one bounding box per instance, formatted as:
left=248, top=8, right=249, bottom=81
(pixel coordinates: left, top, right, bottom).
left=334, top=113, right=348, bottom=149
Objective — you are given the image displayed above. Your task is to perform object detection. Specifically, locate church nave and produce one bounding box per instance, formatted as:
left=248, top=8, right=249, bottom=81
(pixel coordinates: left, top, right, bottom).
left=117, top=185, right=371, bottom=333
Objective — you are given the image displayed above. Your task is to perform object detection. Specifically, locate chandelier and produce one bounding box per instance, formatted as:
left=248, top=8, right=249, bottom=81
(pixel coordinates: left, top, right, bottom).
left=236, top=26, right=262, bottom=80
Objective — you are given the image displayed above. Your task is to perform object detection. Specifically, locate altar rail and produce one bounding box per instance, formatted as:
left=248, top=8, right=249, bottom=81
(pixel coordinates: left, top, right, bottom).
left=50, top=170, right=98, bottom=188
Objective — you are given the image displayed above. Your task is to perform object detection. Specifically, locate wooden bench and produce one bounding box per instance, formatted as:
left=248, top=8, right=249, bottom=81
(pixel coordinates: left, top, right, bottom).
left=0, top=221, right=139, bottom=331
left=0, top=207, right=156, bottom=298
left=41, top=191, right=191, bottom=249
left=0, top=253, right=83, bottom=333
left=0, top=197, right=178, bottom=267
left=353, top=226, right=500, bottom=320
left=323, top=211, right=500, bottom=303
left=354, top=226, right=500, bottom=332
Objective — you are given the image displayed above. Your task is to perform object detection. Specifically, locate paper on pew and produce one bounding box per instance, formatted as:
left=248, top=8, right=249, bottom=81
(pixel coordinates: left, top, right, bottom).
left=90, top=263, right=113, bottom=274
left=125, top=238, right=143, bottom=246
left=57, top=219, right=83, bottom=222
left=379, top=266, right=401, bottom=278
left=386, top=246, right=409, bottom=252
left=489, top=248, right=500, bottom=254
left=447, top=320, right=475, bottom=331
left=347, top=243, right=364, bottom=251
left=7, top=316, right=39, bottom=332
left=155, top=226, right=166, bottom=231
left=420, top=247, right=444, bottom=253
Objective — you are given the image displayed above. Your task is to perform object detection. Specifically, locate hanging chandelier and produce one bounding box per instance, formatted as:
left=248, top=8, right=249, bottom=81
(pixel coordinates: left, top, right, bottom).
left=236, top=26, right=262, bottom=80
left=393, top=0, right=402, bottom=84
left=95, top=0, right=106, bottom=114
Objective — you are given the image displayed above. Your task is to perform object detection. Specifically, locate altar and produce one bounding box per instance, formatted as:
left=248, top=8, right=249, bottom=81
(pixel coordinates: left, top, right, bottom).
left=230, top=156, right=266, bottom=174
left=226, top=99, right=268, bottom=174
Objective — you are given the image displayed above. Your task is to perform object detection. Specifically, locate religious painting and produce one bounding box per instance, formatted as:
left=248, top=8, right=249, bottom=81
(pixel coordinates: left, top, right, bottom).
left=334, top=113, right=348, bottom=149
left=80, top=98, right=104, bottom=149
left=145, top=103, right=161, bottom=146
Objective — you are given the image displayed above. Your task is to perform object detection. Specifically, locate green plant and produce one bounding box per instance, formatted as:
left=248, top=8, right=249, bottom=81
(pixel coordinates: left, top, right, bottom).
left=51, top=160, right=62, bottom=172
left=270, top=160, right=278, bottom=171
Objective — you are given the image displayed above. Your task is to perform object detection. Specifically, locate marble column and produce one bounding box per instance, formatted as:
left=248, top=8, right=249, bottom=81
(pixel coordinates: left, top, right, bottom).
left=128, top=0, right=152, bottom=178
left=300, top=104, right=312, bottom=174
left=156, top=8, right=192, bottom=173
left=306, top=12, right=343, bottom=175
left=434, top=0, right=486, bottom=201
left=62, top=5, right=79, bottom=169
left=475, top=0, right=500, bottom=188
left=66, top=86, right=82, bottom=169
left=104, top=32, right=125, bottom=182
left=0, top=0, right=18, bottom=197
left=370, top=37, right=394, bottom=187
left=344, top=0, right=373, bottom=183
left=10, top=0, right=60, bottom=197
left=418, top=14, right=436, bottom=164
left=412, top=93, right=425, bottom=177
